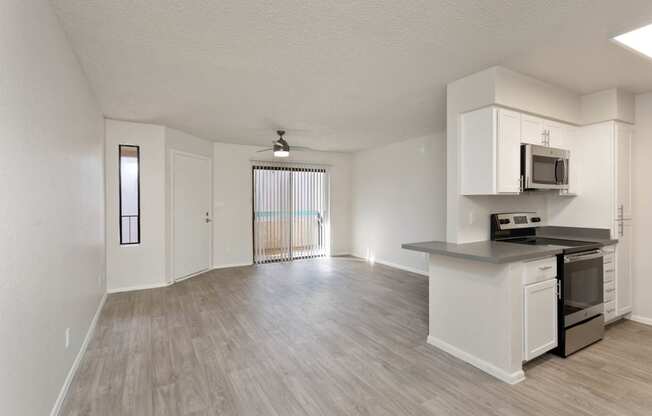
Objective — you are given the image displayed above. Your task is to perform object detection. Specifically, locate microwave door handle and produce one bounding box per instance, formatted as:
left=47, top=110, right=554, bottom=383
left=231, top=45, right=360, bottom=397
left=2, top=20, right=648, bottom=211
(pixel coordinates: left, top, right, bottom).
left=554, top=159, right=559, bottom=183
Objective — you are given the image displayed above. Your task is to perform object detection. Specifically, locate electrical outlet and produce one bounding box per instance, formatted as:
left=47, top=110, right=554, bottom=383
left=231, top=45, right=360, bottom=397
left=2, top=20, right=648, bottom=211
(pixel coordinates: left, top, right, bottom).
left=65, top=328, right=70, bottom=349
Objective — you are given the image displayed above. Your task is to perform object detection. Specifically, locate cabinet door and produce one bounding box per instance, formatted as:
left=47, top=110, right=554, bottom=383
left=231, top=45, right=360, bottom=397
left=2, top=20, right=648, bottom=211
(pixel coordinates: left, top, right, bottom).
left=497, top=109, right=522, bottom=193
left=521, top=114, right=546, bottom=145
left=523, top=279, right=558, bottom=361
left=545, top=120, right=566, bottom=149
left=616, top=220, right=633, bottom=316
left=615, top=123, right=632, bottom=220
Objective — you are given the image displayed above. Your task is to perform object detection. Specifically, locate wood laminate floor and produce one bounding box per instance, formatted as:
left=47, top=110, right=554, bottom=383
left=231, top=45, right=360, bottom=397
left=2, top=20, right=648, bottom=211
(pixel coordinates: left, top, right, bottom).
left=62, top=257, right=652, bottom=416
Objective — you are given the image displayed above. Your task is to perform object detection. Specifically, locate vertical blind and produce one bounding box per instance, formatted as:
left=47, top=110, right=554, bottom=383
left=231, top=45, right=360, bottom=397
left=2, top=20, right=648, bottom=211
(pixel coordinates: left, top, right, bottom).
left=253, top=162, right=328, bottom=263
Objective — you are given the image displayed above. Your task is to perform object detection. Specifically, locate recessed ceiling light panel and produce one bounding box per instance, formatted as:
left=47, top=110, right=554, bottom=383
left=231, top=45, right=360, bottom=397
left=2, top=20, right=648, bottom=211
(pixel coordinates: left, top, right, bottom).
left=613, top=23, right=652, bottom=60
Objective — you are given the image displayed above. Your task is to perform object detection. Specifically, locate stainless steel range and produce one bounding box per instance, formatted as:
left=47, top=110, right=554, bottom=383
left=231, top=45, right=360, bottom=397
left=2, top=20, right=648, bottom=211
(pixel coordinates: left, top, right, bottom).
left=491, top=212, right=604, bottom=357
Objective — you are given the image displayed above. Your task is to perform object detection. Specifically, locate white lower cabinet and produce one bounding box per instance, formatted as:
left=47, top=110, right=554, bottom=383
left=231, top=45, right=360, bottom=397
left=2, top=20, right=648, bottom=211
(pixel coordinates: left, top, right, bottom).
left=616, top=222, right=633, bottom=316
left=523, top=257, right=558, bottom=361
left=602, top=241, right=632, bottom=324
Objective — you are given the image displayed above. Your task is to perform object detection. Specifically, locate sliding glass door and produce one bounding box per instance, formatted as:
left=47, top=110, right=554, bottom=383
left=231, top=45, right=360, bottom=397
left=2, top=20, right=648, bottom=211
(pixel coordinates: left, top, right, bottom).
left=253, top=164, right=328, bottom=263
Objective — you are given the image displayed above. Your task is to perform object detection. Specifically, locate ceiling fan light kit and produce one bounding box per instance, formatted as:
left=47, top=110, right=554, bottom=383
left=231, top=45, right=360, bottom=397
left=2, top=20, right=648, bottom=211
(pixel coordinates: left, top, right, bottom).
left=273, top=130, right=290, bottom=157
left=257, top=129, right=321, bottom=157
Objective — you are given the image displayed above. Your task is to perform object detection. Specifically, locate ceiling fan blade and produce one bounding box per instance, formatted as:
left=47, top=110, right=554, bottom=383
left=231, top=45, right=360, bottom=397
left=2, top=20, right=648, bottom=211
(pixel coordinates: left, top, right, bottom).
left=291, top=146, right=329, bottom=152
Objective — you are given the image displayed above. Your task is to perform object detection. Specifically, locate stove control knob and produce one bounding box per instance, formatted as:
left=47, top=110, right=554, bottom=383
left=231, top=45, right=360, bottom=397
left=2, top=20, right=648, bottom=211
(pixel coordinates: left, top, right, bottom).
left=499, top=219, right=510, bottom=225
left=531, top=217, right=541, bottom=223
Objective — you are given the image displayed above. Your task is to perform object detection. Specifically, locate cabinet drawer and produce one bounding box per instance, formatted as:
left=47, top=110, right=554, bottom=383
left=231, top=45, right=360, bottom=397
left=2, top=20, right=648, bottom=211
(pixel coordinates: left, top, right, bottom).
left=523, top=257, right=557, bottom=285
left=604, top=268, right=615, bottom=284
left=604, top=301, right=617, bottom=322
left=604, top=281, right=616, bottom=302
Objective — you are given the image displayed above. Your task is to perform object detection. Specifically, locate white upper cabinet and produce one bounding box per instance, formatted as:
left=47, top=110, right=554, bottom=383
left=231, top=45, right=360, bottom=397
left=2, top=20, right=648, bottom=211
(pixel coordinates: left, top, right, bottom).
left=497, top=109, right=522, bottom=193
left=544, top=120, right=567, bottom=149
left=460, top=107, right=521, bottom=195
left=521, top=115, right=568, bottom=148
left=521, top=114, right=546, bottom=146
left=615, top=123, right=632, bottom=220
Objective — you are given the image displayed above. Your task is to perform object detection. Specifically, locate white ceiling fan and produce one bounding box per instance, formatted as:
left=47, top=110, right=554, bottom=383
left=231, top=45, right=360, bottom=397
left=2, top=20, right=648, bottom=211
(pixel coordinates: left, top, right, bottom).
left=257, top=130, right=322, bottom=157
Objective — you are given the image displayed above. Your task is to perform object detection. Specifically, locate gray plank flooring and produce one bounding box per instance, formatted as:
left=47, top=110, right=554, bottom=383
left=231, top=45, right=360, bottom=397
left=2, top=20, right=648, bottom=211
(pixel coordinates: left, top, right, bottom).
left=61, top=256, right=652, bottom=415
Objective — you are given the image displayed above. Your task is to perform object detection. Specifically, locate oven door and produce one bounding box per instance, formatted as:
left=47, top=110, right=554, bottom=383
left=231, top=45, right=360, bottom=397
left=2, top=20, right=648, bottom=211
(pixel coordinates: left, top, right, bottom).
left=563, top=250, right=604, bottom=327
left=523, top=144, right=570, bottom=190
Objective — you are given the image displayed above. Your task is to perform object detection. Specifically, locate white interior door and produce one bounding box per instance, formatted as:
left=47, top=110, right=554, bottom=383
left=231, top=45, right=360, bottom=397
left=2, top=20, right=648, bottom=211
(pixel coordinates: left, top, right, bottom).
left=173, top=152, right=211, bottom=280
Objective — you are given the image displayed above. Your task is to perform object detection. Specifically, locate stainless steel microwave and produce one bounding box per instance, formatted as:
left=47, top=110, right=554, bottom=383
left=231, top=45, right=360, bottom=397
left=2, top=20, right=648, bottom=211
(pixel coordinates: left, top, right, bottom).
left=521, top=144, right=570, bottom=190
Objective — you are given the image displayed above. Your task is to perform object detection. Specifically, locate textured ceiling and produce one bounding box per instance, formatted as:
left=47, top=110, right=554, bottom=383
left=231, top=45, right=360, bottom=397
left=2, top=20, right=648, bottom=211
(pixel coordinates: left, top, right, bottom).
left=52, top=0, right=652, bottom=151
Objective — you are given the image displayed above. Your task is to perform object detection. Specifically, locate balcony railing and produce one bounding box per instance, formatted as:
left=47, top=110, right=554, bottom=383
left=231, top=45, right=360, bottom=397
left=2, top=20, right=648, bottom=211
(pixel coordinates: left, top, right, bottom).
left=254, top=210, right=324, bottom=261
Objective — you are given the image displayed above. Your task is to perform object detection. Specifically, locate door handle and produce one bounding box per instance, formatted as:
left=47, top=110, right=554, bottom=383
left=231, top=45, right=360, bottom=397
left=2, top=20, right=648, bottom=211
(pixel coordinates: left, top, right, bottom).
left=205, top=218, right=212, bottom=223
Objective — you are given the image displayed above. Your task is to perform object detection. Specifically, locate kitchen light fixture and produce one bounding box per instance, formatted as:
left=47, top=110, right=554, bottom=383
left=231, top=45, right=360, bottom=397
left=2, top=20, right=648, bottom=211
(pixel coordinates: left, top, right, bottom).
left=613, top=23, right=652, bottom=60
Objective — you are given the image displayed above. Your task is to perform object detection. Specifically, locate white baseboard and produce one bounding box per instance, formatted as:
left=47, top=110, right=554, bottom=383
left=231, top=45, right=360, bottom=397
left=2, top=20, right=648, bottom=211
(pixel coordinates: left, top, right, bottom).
left=330, top=252, right=352, bottom=257
left=427, top=335, right=525, bottom=385
left=351, top=252, right=428, bottom=276
left=629, top=315, right=652, bottom=326
left=374, top=259, right=428, bottom=276
left=107, top=281, right=172, bottom=294
left=109, top=265, right=254, bottom=294
left=212, top=262, right=253, bottom=270
left=50, top=293, right=107, bottom=416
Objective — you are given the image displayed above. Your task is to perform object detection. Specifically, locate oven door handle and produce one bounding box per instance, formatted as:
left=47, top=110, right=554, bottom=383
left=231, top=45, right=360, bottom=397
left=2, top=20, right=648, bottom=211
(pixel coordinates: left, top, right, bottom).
left=564, top=249, right=603, bottom=263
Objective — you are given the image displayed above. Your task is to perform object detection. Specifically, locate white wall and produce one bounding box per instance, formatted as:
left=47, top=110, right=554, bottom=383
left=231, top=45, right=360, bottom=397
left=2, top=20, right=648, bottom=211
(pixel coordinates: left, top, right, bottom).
left=105, top=120, right=167, bottom=292
left=0, top=1, right=105, bottom=415
left=351, top=134, right=447, bottom=274
left=213, top=142, right=353, bottom=267
left=166, top=127, right=213, bottom=158
left=632, top=92, right=652, bottom=322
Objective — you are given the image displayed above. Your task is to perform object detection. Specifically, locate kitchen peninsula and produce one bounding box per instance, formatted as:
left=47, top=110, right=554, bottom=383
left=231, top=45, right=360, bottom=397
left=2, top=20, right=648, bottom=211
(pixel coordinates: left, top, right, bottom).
left=403, top=222, right=616, bottom=384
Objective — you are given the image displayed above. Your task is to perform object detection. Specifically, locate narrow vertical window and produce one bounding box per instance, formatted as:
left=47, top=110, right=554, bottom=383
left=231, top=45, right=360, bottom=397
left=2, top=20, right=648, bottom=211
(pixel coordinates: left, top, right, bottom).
left=119, top=145, right=140, bottom=244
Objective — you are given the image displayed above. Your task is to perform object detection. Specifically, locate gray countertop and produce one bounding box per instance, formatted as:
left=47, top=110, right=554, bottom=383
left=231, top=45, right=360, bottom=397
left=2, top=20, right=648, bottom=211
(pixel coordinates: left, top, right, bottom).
left=402, top=226, right=617, bottom=264
left=401, top=241, right=563, bottom=264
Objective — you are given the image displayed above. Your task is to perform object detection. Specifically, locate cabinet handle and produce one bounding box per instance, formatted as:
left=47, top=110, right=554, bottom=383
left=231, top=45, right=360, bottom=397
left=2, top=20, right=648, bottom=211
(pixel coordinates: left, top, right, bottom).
left=619, top=221, right=624, bottom=237
left=605, top=268, right=615, bottom=273
left=538, top=265, right=553, bottom=271
left=605, top=288, right=615, bottom=293
left=607, top=308, right=616, bottom=314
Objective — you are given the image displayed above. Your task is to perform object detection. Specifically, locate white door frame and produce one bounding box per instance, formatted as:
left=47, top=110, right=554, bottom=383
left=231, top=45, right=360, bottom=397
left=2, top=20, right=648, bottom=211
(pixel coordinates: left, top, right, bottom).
left=168, top=149, right=213, bottom=282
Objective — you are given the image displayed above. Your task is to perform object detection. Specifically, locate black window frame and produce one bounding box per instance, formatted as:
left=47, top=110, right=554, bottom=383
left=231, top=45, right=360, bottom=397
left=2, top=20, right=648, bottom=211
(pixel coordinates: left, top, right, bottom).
left=118, top=144, right=141, bottom=245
